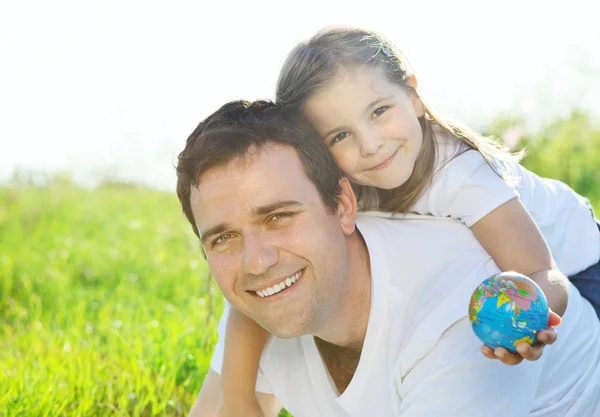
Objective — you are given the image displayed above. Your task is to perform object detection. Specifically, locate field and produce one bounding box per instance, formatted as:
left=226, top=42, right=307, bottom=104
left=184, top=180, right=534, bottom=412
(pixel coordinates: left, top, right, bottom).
left=0, top=183, right=223, bottom=416
left=1, top=112, right=598, bottom=416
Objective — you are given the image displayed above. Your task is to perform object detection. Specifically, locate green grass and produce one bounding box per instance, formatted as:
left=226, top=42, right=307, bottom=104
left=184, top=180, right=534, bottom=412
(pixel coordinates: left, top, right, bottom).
left=1, top=110, right=598, bottom=415
left=2, top=182, right=594, bottom=417
left=0, top=181, right=223, bottom=416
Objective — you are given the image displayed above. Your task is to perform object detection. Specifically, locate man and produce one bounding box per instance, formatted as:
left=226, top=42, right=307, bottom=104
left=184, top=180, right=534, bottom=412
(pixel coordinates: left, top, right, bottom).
left=176, top=100, right=600, bottom=416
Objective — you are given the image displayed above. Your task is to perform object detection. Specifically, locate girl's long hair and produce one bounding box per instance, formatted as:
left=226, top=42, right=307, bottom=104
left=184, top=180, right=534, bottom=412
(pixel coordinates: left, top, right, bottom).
left=276, top=26, right=522, bottom=212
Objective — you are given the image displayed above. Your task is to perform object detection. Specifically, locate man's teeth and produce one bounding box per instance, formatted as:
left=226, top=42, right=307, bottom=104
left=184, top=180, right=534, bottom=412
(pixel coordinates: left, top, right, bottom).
left=256, top=271, right=301, bottom=298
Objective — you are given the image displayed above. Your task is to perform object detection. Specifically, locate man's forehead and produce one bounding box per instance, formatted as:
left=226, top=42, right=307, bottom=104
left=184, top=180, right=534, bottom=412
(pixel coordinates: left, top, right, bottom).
left=198, top=143, right=299, bottom=182
left=190, top=144, right=320, bottom=220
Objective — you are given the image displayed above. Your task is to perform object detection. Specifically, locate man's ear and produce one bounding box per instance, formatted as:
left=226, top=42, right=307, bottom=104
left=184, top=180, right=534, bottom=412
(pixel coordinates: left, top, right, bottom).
left=337, top=177, right=357, bottom=235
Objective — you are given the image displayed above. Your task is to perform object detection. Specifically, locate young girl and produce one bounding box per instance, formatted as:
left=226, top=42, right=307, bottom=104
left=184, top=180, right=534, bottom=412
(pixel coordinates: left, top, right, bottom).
left=215, top=26, right=600, bottom=416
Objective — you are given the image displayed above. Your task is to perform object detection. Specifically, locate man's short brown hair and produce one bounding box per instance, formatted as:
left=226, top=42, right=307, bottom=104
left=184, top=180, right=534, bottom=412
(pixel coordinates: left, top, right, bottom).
left=176, top=100, right=343, bottom=237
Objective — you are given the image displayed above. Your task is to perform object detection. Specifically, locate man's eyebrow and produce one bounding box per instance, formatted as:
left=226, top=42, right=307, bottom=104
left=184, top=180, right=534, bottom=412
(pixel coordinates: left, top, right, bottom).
left=253, top=200, right=303, bottom=217
left=199, top=201, right=303, bottom=245
left=199, top=223, right=229, bottom=245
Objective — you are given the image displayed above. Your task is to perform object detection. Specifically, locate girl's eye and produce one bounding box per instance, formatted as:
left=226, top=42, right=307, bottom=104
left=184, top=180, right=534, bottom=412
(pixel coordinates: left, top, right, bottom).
left=331, top=132, right=349, bottom=144
left=373, top=106, right=388, bottom=118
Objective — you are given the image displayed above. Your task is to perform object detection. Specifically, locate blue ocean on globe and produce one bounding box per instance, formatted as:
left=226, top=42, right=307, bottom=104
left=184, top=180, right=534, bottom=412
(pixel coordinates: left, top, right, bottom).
left=469, top=272, right=550, bottom=353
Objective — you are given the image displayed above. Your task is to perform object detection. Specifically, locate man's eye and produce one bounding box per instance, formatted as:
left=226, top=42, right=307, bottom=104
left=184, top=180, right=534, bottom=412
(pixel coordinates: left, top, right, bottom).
left=270, top=212, right=291, bottom=222
left=373, top=106, right=388, bottom=117
left=331, top=132, right=349, bottom=144
left=213, top=234, right=233, bottom=245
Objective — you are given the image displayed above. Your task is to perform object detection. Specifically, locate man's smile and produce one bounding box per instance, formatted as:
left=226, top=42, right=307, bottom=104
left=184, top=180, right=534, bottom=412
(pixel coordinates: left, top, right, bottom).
left=253, top=268, right=305, bottom=298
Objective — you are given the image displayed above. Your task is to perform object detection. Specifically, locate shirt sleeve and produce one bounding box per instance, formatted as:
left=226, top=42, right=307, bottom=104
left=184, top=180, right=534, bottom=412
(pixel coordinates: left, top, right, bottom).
left=209, top=300, right=230, bottom=374
left=396, top=317, right=547, bottom=416
left=417, top=150, right=519, bottom=227
left=209, top=300, right=274, bottom=395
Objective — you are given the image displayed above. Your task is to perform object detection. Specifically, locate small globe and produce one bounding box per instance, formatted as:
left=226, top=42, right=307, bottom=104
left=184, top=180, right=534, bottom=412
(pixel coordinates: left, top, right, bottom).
left=468, top=272, right=549, bottom=353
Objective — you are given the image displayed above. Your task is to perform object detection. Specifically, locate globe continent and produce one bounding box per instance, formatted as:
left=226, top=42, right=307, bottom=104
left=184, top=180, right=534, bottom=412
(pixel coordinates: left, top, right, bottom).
left=469, top=272, right=549, bottom=353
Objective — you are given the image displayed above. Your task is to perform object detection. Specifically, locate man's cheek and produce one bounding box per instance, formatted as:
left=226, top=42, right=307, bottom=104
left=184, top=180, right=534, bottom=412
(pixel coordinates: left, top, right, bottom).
left=206, top=261, right=232, bottom=295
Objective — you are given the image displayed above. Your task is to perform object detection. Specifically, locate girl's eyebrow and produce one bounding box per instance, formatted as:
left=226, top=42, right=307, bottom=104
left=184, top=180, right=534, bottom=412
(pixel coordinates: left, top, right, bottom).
left=323, top=126, right=344, bottom=139
left=322, top=94, right=394, bottom=139
left=364, top=95, right=392, bottom=114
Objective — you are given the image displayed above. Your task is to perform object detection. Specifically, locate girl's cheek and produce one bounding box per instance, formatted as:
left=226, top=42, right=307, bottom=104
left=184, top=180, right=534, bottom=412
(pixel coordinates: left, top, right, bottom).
left=333, top=146, right=357, bottom=169
left=336, top=156, right=357, bottom=176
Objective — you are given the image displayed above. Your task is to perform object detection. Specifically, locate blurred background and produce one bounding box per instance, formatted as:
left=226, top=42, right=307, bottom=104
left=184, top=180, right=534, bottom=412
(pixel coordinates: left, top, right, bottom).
left=1, top=0, right=599, bottom=415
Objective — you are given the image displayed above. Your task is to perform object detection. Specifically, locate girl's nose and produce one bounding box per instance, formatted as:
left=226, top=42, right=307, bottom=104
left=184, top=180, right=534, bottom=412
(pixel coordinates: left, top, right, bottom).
left=359, top=129, right=385, bottom=156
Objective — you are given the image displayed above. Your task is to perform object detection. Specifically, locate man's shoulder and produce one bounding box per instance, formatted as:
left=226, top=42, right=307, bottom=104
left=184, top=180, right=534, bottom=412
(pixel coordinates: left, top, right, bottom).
left=355, top=213, right=505, bottom=382
left=356, top=211, right=461, bottom=227
left=355, top=211, right=496, bottom=302
left=355, top=212, right=473, bottom=247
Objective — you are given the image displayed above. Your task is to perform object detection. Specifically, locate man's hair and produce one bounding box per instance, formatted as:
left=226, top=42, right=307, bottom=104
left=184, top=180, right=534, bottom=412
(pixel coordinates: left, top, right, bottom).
left=176, top=100, right=343, bottom=237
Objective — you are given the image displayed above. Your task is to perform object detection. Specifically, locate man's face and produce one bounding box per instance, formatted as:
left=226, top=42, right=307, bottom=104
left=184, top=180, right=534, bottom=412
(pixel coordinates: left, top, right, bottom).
left=190, top=144, right=355, bottom=338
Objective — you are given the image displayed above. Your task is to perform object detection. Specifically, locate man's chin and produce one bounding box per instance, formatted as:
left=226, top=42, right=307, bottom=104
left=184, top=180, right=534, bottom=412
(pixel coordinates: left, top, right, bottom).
left=270, top=329, right=305, bottom=339
left=259, top=320, right=309, bottom=340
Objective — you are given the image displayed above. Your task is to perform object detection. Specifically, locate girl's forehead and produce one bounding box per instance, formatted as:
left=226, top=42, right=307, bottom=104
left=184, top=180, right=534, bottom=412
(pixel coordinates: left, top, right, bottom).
left=306, top=67, right=403, bottom=115
left=324, top=67, right=400, bottom=101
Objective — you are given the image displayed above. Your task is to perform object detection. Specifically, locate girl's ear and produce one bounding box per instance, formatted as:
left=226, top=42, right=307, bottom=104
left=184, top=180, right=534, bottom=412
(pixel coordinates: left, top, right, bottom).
left=406, top=76, right=425, bottom=118
left=411, top=94, right=425, bottom=118
left=406, top=75, right=418, bottom=89
left=337, top=177, right=357, bottom=236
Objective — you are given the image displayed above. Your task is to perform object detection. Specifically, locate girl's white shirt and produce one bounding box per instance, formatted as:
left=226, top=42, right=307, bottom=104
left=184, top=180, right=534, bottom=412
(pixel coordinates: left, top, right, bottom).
left=409, top=132, right=599, bottom=275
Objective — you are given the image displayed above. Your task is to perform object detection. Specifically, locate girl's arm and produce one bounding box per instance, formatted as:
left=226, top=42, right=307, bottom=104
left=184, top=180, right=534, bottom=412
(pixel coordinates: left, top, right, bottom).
left=187, top=369, right=281, bottom=417
left=471, top=197, right=566, bottom=363
left=217, top=307, right=271, bottom=417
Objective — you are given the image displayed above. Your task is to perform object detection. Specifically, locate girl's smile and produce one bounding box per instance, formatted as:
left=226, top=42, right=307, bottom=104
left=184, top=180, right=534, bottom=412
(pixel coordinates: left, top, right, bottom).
left=303, top=66, right=425, bottom=190
left=365, top=146, right=400, bottom=171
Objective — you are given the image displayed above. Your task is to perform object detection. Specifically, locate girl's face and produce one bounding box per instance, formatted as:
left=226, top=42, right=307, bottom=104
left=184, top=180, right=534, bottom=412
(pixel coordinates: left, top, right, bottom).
left=304, top=66, right=425, bottom=189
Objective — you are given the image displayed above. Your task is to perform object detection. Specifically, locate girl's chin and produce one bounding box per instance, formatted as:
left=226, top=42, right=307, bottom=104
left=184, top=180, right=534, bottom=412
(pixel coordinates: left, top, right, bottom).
left=374, top=183, right=404, bottom=190
left=350, top=175, right=404, bottom=190
left=368, top=178, right=406, bottom=190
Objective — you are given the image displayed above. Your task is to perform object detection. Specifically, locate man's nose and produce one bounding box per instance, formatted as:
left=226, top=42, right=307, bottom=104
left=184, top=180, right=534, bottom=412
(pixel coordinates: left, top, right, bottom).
left=241, top=230, right=279, bottom=276
left=359, top=127, right=385, bottom=156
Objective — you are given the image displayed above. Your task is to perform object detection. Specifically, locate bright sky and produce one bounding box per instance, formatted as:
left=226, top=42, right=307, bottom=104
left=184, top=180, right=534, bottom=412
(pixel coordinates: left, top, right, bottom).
left=1, top=0, right=599, bottom=190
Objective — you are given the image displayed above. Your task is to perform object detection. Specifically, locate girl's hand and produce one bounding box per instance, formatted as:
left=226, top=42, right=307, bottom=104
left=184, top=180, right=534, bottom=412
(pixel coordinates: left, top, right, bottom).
left=216, top=394, right=265, bottom=417
left=480, top=309, right=561, bottom=366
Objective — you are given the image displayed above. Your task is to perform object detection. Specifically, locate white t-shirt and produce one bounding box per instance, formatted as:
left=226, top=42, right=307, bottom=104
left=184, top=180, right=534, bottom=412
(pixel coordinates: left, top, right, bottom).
left=211, top=215, right=600, bottom=417
left=411, top=135, right=599, bottom=275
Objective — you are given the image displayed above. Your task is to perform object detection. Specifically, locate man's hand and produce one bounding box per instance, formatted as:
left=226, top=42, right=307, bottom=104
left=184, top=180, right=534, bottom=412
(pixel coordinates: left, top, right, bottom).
left=480, top=309, right=561, bottom=366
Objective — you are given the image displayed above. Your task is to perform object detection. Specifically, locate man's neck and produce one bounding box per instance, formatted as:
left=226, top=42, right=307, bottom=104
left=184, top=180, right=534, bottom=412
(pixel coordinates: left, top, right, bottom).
left=314, top=336, right=362, bottom=394
left=308, top=227, right=372, bottom=395
left=313, top=227, right=372, bottom=351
